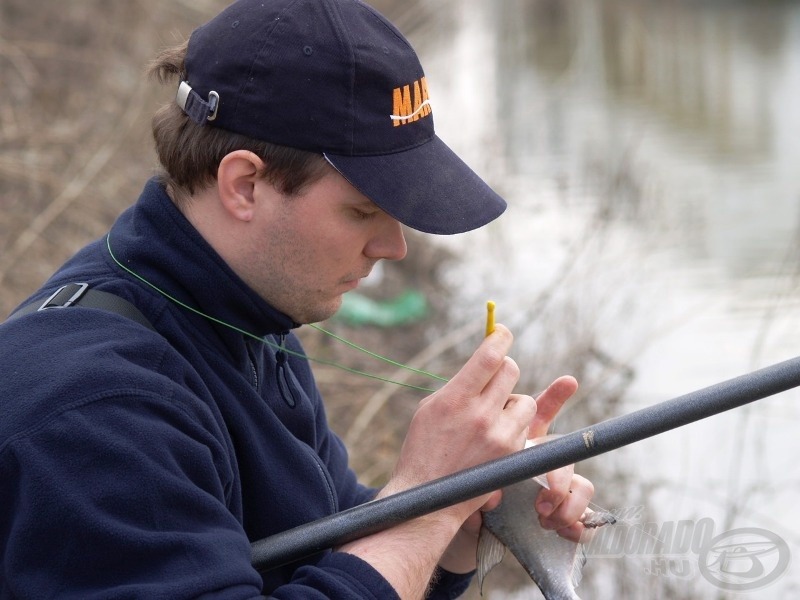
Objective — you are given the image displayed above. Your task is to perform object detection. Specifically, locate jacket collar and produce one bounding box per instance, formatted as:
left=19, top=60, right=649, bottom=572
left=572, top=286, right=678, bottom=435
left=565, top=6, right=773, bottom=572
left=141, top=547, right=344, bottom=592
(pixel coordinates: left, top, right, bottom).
left=109, top=178, right=298, bottom=339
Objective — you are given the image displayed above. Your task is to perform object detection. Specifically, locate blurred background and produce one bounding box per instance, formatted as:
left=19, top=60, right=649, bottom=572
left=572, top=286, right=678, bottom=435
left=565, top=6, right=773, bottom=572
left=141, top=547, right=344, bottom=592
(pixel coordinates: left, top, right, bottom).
left=2, top=0, right=799, bottom=598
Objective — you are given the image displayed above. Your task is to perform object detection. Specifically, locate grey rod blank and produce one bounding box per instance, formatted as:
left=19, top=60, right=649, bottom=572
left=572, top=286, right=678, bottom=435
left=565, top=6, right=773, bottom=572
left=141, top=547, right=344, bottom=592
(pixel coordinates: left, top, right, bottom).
left=251, top=354, right=800, bottom=571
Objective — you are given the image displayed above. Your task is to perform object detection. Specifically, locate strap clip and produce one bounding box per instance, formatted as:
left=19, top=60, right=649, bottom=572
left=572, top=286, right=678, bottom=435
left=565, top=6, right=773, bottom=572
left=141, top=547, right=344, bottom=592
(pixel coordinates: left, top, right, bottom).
left=176, top=81, right=219, bottom=124
left=38, top=283, right=89, bottom=311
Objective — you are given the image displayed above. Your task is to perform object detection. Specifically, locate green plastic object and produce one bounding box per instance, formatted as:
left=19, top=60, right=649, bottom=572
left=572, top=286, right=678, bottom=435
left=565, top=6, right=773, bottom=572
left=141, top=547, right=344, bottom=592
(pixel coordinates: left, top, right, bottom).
left=335, top=290, right=428, bottom=327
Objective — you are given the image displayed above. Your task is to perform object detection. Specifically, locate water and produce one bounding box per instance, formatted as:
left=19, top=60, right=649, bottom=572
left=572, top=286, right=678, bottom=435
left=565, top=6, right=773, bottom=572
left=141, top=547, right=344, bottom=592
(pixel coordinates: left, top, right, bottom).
left=392, top=0, right=800, bottom=597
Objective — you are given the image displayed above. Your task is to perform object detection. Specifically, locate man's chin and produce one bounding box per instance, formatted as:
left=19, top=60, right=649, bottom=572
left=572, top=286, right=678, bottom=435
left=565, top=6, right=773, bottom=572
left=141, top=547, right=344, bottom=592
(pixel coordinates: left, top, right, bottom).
left=297, top=297, right=343, bottom=325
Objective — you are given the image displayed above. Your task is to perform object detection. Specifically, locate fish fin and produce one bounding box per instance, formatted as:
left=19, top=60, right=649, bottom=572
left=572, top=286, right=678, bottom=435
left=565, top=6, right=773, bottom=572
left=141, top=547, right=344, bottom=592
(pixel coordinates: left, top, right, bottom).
left=571, top=543, right=587, bottom=589
left=532, top=474, right=550, bottom=489
left=477, top=525, right=507, bottom=595
left=572, top=509, right=617, bottom=591
left=582, top=510, right=617, bottom=528
left=577, top=508, right=616, bottom=575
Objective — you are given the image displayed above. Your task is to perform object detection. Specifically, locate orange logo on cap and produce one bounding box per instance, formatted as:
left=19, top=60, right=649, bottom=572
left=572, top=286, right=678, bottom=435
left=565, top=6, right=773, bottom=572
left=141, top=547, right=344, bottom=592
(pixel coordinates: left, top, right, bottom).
left=390, top=77, right=432, bottom=126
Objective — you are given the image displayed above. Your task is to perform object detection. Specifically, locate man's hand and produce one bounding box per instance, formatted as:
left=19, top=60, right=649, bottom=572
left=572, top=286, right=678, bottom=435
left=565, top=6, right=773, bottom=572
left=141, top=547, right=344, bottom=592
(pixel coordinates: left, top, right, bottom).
left=439, top=375, right=594, bottom=573
left=387, top=325, right=536, bottom=509
left=340, top=324, right=534, bottom=597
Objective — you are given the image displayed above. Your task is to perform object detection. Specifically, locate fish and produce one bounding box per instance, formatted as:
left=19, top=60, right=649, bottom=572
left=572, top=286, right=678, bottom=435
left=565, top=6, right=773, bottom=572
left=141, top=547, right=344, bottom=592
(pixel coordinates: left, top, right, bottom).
left=477, top=444, right=616, bottom=599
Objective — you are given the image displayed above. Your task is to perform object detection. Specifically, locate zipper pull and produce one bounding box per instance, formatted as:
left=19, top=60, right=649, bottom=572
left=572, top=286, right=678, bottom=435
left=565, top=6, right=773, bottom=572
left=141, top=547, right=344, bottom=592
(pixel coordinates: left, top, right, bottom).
left=246, top=341, right=259, bottom=390
left=275, top=335, right=299, bottom=408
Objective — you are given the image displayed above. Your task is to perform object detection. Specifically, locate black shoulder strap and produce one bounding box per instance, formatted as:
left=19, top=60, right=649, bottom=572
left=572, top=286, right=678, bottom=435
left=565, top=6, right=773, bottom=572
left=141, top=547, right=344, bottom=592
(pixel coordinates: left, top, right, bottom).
left=6, top=282, right=156, bottom=332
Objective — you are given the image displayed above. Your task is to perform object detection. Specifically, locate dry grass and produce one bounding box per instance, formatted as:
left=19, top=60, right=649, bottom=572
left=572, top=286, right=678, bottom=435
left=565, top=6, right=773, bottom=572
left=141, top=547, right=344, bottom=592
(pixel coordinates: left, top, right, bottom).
left=0, top=0, right=222, bottom=314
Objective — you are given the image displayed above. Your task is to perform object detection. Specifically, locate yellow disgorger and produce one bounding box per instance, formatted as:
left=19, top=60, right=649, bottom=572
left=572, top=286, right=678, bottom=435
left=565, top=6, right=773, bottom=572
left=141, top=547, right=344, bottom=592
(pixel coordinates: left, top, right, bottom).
left=485, top=300, right=496, bottom=337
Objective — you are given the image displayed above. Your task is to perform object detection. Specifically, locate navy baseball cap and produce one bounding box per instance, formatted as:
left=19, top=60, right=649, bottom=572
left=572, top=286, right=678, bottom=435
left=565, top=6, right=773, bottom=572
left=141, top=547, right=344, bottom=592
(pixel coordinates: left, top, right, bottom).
left=177, top=0, right=506, bottom=235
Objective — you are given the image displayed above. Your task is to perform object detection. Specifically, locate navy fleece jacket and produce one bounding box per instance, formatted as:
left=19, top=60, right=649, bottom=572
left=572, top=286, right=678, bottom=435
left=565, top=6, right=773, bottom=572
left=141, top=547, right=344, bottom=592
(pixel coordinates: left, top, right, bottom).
left=0, top=179, right=472, bottom=599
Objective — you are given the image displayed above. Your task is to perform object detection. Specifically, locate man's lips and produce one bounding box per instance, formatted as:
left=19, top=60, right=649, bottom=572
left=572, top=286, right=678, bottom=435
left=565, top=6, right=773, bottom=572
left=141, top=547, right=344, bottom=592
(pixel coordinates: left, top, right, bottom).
left=342, top=279, right=360, bottom=291
left=340, top=265, right=375, bottom=291
left=341, top=274, right=368, bottom=290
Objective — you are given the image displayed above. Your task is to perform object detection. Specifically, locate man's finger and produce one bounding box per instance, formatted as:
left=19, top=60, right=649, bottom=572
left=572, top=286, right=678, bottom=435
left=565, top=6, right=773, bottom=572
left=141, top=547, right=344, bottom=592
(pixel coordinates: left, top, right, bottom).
left=434, top=324, right=514, bottom=403
left=537, top=473, right=594, bottom=530
left=529, top=375, right=578, bottom=438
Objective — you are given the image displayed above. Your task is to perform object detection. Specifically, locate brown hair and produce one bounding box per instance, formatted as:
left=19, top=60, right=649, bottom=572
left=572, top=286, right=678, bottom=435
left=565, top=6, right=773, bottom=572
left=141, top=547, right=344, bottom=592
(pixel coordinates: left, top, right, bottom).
left=148, top=40, right=329, bottom=206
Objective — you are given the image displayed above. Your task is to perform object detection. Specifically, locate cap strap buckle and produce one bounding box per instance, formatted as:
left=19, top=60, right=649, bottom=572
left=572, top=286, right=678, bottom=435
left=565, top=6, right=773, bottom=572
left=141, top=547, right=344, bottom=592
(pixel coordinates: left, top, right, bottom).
left=176, top=81, right=219, bottom=125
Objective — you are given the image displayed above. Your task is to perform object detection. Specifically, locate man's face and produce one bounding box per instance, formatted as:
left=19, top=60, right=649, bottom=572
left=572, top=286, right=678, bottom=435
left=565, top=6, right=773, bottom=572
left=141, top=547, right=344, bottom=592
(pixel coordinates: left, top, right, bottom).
left=241, top=168, right=408, bottom=324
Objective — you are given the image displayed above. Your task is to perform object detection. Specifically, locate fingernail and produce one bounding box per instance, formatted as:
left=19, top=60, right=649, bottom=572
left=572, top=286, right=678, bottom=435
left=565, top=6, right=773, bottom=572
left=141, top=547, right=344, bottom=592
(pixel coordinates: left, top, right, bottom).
left=538, top=501, right=554, bottom=517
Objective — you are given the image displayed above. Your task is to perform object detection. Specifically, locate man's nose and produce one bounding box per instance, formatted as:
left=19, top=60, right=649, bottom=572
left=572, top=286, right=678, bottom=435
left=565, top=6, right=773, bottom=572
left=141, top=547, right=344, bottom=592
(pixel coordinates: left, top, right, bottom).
left=366, top=217, right=407, bottom=262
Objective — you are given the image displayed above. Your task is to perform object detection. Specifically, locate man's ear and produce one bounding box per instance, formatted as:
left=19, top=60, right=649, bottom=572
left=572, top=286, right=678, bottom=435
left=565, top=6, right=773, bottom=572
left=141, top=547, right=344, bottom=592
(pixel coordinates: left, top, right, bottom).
left=216, top=150, right=265, bottom=222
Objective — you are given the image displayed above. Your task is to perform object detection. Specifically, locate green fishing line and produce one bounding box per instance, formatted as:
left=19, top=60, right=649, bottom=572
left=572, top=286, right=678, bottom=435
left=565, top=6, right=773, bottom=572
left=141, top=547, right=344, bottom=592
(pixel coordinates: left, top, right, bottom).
left=106, top=233, right=446, bottom=393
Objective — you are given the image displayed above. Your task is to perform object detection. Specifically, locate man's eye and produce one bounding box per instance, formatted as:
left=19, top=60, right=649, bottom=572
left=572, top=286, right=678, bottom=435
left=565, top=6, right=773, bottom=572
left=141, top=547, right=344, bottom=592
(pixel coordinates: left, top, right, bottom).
left=353, top=208, right=376, bottom=220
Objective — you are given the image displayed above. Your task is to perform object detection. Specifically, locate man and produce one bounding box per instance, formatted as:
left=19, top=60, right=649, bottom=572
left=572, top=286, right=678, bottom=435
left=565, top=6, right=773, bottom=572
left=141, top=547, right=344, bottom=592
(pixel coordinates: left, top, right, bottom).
left=0, top=0, right=593, bottom=598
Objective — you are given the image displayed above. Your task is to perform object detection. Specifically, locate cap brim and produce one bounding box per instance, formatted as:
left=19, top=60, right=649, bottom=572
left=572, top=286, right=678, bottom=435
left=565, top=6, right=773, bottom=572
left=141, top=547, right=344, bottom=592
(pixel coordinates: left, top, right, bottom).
left=324, top=136, right=506, bottom=235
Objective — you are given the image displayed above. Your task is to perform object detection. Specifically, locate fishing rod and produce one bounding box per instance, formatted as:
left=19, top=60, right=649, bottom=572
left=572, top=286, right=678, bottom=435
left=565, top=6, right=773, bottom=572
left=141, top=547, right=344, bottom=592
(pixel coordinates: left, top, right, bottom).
left=251, top=354, right=800, bottom=572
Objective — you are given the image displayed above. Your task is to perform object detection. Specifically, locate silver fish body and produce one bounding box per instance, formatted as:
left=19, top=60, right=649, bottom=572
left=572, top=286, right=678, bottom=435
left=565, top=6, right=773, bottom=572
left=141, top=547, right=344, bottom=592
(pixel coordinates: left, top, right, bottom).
left=477, top=476, right=614, bottom=599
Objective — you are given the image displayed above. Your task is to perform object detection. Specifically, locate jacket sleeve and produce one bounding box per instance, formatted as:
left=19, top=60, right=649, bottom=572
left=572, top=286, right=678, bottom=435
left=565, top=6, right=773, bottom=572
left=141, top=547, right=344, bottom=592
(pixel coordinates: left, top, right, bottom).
left=0, top=389, right=400, bottom=600
left=1, top=389, right=263, bottom=599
